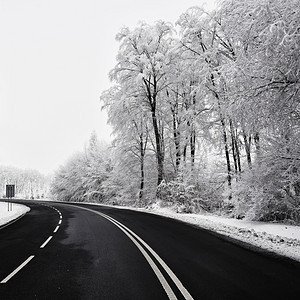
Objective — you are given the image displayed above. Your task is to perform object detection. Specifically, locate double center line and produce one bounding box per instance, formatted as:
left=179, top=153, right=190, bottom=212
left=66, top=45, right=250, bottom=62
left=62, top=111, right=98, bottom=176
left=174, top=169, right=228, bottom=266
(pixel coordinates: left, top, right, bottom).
left=74, top=205, right=194, bottom=300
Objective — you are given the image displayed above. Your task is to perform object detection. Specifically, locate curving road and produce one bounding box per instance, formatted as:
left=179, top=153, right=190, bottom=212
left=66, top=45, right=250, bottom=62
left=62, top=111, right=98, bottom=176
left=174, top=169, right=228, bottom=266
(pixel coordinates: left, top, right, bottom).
left=0, top=200, right=300, bottom=299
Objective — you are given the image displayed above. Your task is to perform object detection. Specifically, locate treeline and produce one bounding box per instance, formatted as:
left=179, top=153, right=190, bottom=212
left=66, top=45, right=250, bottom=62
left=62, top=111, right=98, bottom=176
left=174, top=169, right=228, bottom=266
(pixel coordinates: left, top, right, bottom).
left=51, top=0, right=300, bottom=223
left=50, top=132, right=113, bottom=203
left=0, top=166, right=50, bottom=199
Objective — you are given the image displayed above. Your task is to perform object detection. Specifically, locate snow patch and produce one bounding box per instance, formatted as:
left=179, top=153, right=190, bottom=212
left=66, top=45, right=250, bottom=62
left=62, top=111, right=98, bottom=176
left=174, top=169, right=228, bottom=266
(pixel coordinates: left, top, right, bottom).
left=0, top=201, right=30, bottom=227
left=142, top=204, right=300, bottom=262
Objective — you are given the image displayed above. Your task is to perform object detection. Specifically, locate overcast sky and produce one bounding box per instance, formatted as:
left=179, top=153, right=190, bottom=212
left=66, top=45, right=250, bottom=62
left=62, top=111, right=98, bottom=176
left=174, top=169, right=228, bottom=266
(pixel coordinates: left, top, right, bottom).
left=0, top=0, right=216, bottom=174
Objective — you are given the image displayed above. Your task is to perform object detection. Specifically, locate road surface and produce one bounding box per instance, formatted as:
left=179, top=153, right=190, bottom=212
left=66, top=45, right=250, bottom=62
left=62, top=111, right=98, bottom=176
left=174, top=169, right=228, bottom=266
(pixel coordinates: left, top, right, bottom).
left=0, top=200, right=300, bottom=299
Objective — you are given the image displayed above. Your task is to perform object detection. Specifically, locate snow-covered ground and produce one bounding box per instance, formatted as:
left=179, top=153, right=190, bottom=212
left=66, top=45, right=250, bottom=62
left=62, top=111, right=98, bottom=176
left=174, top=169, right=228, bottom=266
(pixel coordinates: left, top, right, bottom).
left=0, top=201, right=30, bottom=227
left=138, top=204, right=300, bottom=263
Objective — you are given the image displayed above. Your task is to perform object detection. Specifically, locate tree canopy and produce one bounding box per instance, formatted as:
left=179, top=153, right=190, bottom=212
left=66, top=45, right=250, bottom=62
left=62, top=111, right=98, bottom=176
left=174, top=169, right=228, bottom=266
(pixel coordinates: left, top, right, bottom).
left=51, top=0, right=300, bottom=223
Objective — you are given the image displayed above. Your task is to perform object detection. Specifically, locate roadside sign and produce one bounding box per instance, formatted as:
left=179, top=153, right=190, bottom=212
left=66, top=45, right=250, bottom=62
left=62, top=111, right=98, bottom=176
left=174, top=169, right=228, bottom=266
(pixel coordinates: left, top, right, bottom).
left=6, top=185, right=15, bottom=198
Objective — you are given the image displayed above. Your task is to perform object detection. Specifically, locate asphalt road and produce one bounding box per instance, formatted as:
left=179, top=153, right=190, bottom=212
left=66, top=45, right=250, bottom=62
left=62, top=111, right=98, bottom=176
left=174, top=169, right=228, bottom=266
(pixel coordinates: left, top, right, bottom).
left=0, top=200, right=300, bottom=300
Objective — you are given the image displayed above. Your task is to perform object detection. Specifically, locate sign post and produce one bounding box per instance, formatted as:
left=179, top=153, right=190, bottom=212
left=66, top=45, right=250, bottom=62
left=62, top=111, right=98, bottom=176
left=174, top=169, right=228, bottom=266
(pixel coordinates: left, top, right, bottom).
left=6, top=185, right=15, bottom=211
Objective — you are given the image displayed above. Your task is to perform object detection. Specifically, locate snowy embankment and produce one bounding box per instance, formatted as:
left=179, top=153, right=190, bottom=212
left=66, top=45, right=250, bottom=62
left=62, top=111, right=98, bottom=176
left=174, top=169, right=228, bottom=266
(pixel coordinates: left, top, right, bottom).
left=139, top=204, right=300, bottom=262
left=0, top=201, right=30, bottom=228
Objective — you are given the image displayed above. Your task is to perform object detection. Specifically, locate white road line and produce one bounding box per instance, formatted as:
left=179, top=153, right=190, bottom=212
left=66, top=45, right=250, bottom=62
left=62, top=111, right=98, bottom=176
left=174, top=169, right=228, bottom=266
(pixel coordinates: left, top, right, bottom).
left=72, top=205, right=194, bottom=300
left=0, top=204, right=62, bottom=284
left=108, top=215, right=193, bottom=300
left=113, top=218, right=177, bottom=299
left=1, top=255, right=35, bottom=284
left=40, top=236, right=53, bottom=248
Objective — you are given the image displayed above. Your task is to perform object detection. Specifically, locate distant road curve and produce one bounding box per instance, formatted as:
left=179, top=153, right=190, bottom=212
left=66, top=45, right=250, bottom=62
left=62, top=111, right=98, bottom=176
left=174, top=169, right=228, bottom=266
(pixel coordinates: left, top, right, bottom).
left=0, top=200, right=300, bottom=299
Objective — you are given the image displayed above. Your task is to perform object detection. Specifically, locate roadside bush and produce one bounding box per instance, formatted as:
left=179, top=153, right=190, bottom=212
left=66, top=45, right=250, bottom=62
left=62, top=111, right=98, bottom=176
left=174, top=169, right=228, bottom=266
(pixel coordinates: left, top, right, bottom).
left=232, top=154, right=300, bottom=224
left=156, top=172, right=223, bottom=213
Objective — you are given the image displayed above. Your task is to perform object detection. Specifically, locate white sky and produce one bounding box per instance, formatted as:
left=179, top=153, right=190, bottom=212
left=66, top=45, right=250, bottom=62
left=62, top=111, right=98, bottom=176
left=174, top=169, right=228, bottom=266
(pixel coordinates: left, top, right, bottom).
left=0, top=0, right=216, bottom=175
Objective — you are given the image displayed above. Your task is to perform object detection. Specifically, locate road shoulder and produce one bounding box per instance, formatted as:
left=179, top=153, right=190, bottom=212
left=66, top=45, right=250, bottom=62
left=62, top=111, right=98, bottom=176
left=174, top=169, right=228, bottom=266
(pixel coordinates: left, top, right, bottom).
left=0, top=201, right=30, bottom=229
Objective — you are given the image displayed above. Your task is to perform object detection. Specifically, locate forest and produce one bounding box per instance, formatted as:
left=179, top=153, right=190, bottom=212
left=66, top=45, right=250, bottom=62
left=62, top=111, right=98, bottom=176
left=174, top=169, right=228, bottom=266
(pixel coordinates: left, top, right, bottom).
left=0, top=166, right=49, bottom=199
left=51, top=0, right=300, bottom=224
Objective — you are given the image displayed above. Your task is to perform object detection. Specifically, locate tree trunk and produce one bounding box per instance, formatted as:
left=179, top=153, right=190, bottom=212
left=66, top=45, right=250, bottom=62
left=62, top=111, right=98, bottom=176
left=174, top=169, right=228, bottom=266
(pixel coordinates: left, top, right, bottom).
left=151, top=109, right=164, bottom=186
left=171, top=108, right=181, bottom=173
left=229, top=119, right=238, bottom=175
left=138, top=135, right=145, bottom=201
left=190, top=92, right=196, bottom=173
left=183, top=144, right=187, bottom=164
left=221, top=118, right=232, bottom=188
left=210, top=73, right=232, bottom=189
left=143, top=77, right=164, bottom=186
left=190, top=126, right=196, bottom=172
left=235, top=130, right=242, bottom=173
left=243, top=132, right=252, bottom=168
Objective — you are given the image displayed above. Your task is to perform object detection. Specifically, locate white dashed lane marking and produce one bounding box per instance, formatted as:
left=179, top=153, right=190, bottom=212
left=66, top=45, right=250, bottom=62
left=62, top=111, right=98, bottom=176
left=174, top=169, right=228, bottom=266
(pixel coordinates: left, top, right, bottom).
left=1, top=204, right=63, bottom=284
left=47, top=206, right=62, bottom=236
left=39, top=206, right=62, bottom=248
left=0, top=256, right=35, bottom=284
left=40, top=236, right=53, bottom=248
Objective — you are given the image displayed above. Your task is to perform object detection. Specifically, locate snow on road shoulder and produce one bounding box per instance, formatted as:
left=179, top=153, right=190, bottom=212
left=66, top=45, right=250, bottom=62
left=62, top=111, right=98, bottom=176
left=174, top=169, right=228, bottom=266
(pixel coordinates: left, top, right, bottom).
left=57, top=200, right=300, bottom=262
left=0, top=201, right=30, bottom=227
left=140, top=205, right=300, bottom=262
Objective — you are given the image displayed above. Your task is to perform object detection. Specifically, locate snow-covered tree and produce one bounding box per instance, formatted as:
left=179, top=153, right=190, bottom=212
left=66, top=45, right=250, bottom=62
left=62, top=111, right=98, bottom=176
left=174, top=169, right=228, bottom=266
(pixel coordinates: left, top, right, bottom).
left=0, top=166, right=50, bottom=199
left=99, top=0, right=300, bottom=222
left=108, top=21, right=175, bottom=186
left=50, top=133, right=112, bottom=202
left=101, top=85, right=151, bottom=202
